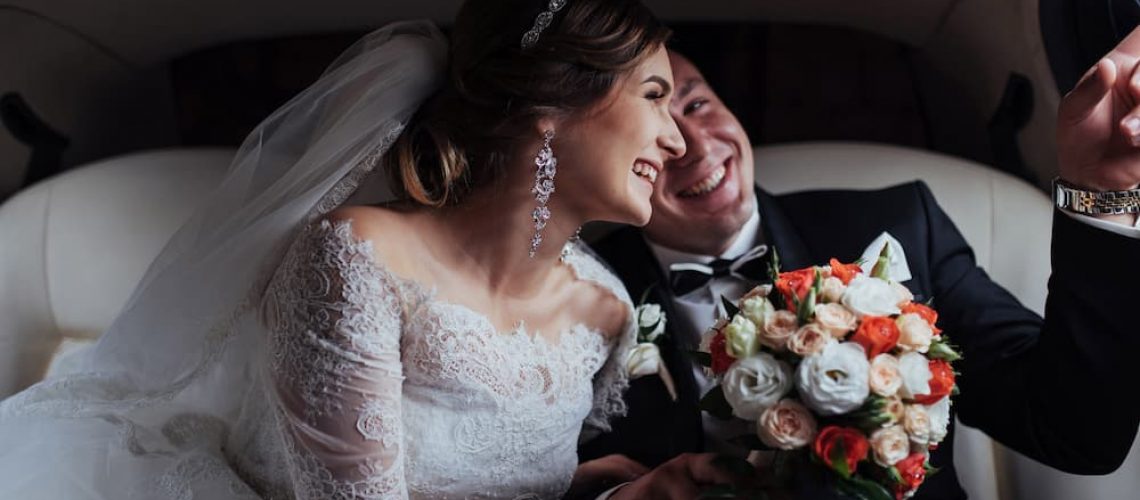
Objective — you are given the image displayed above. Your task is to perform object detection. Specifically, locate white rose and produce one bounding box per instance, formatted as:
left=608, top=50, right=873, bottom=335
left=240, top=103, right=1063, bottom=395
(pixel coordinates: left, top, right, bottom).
left=637, top=304, right=666, bottom=342
left=925, top=396, right=952, bottom=444
left=740, top=295, right=775, bottom=331
left=626, top=342, right=663, bottom=379
left=898, top=352, right=932, bottom=400
left=903, top=404, right=932, bottom=446
left=758, top=399, right=818, bottom=450
left=788, top=323, right=835, bottom=357
left=841, top=275, right=903, bottom=318
left=761, top=310, right=798, bottom=352
left=820, top=276, right=847, bottom=303
left=891, top=281, right=915, bottom=306
left=869, top=353, right=903, bottom=398
left=795, top=342, right=870, bottom=416
left=869, top=425, right=911, bottom=467
left=895, top=313, right=933, bottom=353
left=813, top=303, right=858, bottom=339
left=722, top=353, right=793, bottom=420
left=723, top=314, right=760, bottom=359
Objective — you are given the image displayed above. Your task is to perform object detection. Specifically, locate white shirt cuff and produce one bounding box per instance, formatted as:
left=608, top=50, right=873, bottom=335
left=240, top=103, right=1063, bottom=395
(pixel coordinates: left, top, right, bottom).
left=595, top=482, right=630, bottom=500
left=1063, top=211, right=1140, bottom=239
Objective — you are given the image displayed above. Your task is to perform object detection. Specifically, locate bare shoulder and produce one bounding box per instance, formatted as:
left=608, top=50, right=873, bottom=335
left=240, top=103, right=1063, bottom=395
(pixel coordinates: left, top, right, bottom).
left=562, top=263, right=631, bottom=341
left=322, top=204, right=426, bottom=277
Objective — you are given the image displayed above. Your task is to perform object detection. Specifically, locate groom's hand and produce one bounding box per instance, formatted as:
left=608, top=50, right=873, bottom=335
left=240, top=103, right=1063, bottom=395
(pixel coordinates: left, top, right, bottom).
left=1057, top=25, right=1140, bottom=224
left=608, top=453, right=755, bottom=500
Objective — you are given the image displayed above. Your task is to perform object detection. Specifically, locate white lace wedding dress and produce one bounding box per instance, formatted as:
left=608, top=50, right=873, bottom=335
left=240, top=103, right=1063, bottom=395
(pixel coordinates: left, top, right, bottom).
left=216, top=218, right=635, bottom=499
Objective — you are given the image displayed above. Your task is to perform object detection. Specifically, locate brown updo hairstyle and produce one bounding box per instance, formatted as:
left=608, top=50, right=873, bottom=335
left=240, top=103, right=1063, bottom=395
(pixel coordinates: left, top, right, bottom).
left=386, top=0, right=671, bottom=207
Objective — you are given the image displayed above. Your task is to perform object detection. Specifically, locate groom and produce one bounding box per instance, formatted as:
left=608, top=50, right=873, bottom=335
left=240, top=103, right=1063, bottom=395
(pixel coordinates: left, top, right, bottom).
left=577, top=29, right=1140, bottom=500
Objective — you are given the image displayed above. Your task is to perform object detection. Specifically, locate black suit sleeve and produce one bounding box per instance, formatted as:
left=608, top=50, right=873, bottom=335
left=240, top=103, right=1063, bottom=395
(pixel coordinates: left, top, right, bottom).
left=917, top=182, right=1140, bottom=474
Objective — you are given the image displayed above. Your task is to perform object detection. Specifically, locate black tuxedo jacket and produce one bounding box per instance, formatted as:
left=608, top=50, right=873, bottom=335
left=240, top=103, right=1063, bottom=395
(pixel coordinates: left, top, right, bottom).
left=580, top=182, right=1140, bottom=499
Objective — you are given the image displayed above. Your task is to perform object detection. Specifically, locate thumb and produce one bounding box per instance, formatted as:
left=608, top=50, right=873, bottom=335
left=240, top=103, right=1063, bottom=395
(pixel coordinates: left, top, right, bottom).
left=1060, top=58, right=1116, bottom=125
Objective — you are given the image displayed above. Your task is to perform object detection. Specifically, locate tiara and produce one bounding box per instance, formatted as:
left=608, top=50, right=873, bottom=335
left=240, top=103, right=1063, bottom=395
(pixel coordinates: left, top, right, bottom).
left=521, top=0, right=569, bottom=49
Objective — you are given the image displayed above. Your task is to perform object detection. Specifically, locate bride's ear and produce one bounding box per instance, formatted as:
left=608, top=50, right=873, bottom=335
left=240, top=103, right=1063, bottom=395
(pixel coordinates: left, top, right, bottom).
left=534, top=117, right=559, bottom=139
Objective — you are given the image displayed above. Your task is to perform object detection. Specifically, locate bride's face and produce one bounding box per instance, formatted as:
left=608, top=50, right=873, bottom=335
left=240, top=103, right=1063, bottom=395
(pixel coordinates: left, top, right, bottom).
left=554, top=47, right=686, bottom=226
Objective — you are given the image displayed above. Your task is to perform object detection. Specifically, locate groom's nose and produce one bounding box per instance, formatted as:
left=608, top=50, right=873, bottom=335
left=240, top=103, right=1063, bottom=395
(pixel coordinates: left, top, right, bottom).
left=669, top=118, right=713, bottom=170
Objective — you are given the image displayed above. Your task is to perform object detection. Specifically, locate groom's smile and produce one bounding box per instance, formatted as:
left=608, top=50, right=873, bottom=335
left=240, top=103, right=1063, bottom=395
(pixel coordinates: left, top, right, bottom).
left=643, top=51, right=758, bottom=256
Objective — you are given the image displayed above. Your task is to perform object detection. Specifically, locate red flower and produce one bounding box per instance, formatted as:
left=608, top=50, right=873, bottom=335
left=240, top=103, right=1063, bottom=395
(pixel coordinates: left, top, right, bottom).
left=776, top=268, right=815, bottom=309
left=893, top=453, right=927, bottom=499
left=912, top=360, right=955, bottom=405
left=901, top=302, right=942, bottom=336
left=850, top=316, right=900, bottom=358
left=813, top=426, right=869, bottom=477
left=829, top=258, right=863, bottom=285
left=709, top=331, right=735, bottom=375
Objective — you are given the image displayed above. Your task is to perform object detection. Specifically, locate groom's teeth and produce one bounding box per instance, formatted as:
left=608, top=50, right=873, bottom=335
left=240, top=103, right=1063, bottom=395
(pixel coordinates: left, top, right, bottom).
left=680, top=165, right=726, bottom=197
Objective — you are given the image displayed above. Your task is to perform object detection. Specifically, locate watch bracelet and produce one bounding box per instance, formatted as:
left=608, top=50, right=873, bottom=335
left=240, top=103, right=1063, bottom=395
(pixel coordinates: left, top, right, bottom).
left=1053, top=178, right=1140, bottom=215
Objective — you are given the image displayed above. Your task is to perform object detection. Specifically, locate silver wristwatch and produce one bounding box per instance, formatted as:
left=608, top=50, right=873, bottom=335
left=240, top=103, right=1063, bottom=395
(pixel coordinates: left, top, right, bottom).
left=1052, top=177, right=1140, bottom=215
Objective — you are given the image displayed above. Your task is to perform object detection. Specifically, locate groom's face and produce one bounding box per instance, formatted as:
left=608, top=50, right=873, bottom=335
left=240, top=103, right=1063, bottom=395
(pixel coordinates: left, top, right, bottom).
left=642, top=52, right=757, bottom=256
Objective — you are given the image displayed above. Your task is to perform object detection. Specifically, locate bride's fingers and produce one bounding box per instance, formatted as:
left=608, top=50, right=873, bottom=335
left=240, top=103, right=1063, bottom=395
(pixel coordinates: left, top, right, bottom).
left=1060, top=59, right=1115, bottom=125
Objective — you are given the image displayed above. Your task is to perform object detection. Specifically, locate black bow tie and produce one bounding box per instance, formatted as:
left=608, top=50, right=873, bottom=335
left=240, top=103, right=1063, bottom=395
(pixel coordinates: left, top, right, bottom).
left=667, top=245, right=773, bottom=297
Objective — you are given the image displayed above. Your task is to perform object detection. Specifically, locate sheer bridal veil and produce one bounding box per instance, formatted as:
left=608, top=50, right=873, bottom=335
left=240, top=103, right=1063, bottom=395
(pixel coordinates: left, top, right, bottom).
left=0, top=21, right=445, bottom=497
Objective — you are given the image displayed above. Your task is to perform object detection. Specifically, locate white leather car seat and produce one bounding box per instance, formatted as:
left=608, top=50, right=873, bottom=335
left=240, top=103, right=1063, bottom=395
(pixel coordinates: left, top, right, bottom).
left=0, top=142, right=1135, bottom=499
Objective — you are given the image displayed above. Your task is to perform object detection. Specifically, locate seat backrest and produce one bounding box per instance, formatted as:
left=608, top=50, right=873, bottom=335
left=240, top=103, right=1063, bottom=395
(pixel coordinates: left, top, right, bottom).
left=0, top=148, right=233, bottom=398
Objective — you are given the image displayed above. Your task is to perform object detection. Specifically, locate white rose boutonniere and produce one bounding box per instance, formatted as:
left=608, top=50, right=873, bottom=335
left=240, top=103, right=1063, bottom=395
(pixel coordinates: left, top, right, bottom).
left=629, top=302, right=676, bottom=401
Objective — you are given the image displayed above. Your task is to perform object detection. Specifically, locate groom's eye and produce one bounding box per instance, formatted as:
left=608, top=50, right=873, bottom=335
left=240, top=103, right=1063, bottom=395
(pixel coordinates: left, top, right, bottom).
left=684, top=98, right=708, bottom=115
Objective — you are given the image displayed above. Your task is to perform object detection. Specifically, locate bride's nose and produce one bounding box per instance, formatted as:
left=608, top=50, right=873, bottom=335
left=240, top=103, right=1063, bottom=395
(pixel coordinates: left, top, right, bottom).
left=659, top=117, right=686, bottom=160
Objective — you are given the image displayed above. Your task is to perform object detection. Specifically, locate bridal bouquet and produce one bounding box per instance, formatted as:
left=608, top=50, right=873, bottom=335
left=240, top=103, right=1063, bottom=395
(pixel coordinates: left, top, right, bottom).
left=695, top=246, right=960, bottom=500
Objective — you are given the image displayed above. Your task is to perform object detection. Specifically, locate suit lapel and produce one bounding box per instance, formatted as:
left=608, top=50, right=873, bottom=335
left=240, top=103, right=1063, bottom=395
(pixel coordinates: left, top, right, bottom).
left=756, top=187, right=815, bottom=272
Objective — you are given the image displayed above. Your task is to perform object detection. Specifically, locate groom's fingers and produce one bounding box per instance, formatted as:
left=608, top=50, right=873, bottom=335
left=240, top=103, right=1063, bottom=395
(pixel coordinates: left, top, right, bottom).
left=1060, top=59, right=1115, bottom=125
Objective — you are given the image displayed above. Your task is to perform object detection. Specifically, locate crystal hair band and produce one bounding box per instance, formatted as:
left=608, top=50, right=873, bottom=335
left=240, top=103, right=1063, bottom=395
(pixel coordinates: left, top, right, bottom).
left=521, top=0, right=569, bottom=49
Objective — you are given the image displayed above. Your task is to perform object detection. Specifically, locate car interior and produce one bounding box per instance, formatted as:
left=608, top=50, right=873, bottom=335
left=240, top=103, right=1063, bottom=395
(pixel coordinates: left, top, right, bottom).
left=1, top=1, right=1138, bottom=498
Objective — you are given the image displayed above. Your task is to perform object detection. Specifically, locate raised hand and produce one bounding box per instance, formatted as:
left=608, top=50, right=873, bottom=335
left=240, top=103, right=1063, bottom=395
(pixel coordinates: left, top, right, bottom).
left=1057, top=25, right=1140, bottom=196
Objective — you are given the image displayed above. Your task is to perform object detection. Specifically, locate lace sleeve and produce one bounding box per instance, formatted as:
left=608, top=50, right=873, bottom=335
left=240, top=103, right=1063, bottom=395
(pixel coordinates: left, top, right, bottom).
left=562, top=242, right=637, bottom=433
left=264, top=218, right=408, bottom=500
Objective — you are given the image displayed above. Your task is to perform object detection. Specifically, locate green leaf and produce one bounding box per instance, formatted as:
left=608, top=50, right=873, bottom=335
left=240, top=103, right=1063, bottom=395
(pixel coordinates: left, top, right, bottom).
left=699, top=386, right=735, bottom=420
left=797, top=287, right=817, bottom=325
left=688, top=350, right=713, bottom=368
left=722, top=295, right=741, bottom=318
left=836, top=475, right=895, bottom=500
left=637, top=282, right=658, bottom=307
left=927, top=340, right=962, bottom=362
left=768, top=246, right=782, bottom=281
left=830, top=440, right=851, bottom=478
left=870, top=242, right=891, bottom=280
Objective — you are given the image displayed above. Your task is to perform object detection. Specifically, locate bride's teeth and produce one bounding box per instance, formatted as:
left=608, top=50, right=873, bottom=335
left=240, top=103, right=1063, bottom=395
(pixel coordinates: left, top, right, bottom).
left=681, top=165, right=726, bottom=197
left=632, top=162, right=657, bottom=184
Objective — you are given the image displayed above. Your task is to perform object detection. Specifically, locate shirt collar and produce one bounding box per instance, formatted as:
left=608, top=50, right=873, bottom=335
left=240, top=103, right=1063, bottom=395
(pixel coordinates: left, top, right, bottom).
left=647, top=199, right=762, bottom=276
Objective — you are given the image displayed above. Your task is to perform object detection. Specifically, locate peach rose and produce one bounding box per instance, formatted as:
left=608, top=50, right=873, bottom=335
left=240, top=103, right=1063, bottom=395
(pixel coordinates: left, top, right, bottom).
left=896, top=313, right=934, bottom=353
left=757, top=399, right=818, bottom=450
left=761, top=310, right=799, bottom=352
left=814, top=303, right=859, bottom=339
left=868, top=353, right=903, bottom=398
left=788, top=323, right=835, bottom=357
left=903, top=405, right=932, bottom=446
left=869, top=425, right=910, bottom=467
left=820, top=276, right=847, bottom=303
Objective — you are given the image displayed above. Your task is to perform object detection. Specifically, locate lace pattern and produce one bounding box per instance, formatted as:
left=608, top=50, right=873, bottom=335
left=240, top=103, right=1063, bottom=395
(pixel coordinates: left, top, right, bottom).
left=241, top=219, right=637, bottom=499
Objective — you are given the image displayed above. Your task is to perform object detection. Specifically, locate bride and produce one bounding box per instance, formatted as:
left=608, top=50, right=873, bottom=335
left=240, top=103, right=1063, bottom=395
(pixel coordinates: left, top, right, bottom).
left=0, top=0, right=687, bottom=498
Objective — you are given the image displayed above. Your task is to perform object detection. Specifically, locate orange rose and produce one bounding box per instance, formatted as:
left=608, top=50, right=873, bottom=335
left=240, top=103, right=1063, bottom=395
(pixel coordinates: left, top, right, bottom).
left=893, top=453, right=927, bottom=498
left=813, top=425, right=870, bottom=477
left=850, top=316, right=900, bottom=358
left=829, top=258, right=863, bottom=285
left=901, top=302, right=942, bottom=336
left=912, top=360, right=955, bottom=405
left=708, top=330, right=735, bottom=376
left=776, top=268, right=816, bottom=309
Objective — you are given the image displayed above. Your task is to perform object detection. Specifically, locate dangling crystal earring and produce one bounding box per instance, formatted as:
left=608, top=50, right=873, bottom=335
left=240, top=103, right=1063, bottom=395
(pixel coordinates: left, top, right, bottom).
left=529, top=130, right=557, bottom=258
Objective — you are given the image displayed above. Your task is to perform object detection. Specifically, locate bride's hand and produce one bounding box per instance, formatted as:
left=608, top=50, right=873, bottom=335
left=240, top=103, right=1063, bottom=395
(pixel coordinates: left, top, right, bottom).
left=565, top=454, right=649, bottom=499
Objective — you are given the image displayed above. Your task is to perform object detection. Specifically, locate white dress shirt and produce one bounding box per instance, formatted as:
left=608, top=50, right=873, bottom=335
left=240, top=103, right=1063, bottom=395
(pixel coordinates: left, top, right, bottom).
left=646, top=201, right=763, bottom=457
